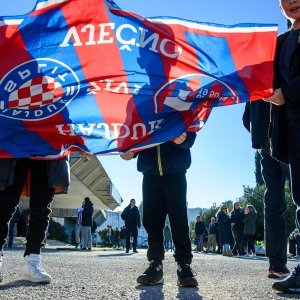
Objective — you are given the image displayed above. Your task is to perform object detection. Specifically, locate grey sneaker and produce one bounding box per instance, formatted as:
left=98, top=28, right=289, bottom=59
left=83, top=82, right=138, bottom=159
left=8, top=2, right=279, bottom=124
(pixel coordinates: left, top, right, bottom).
left=24, top=254, right=51, bottom=283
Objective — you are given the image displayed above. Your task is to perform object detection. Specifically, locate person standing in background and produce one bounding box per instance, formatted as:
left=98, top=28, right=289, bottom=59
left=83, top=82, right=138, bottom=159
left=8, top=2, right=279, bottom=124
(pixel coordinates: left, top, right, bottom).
left=121, top=199, right=141, bottom=253
left=194, top=216, right=205, bottom=253
left=243, top=205, right=257, bottom=256
left=206, top=217, right=217, bottom=253
left=230, top=202, right=245, bottom=256
left=75, top=203, right=84, bottom=249
left=163, top=225, right=173, bottom=252
left=81, top=197, right=94, bottom=251
left=216, top=204, right=233, bottom=257
left=120, top=226, right=126, bottom=250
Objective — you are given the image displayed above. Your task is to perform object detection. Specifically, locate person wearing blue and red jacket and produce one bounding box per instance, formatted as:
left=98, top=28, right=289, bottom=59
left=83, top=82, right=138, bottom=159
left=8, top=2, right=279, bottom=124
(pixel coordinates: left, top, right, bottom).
left=121, top=131, right=198, bottom=288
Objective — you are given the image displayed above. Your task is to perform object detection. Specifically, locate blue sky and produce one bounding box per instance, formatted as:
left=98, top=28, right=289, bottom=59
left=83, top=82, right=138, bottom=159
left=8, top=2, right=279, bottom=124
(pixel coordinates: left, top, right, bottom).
left=0, top=0, right=287, bottom=210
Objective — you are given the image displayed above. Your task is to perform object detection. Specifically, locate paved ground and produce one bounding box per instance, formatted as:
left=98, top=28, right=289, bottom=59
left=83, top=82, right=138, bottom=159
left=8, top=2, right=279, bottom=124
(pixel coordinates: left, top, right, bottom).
left=0, top=247, right=300, bottom=300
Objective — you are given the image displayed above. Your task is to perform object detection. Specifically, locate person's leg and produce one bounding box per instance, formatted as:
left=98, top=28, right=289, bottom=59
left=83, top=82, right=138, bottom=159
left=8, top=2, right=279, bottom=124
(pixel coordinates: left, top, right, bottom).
left=24, top=160, right=54, bottom=256
left=212, top=234, right=217, bottom=253
left=137, top=175, right=165, bottom=285
left=87, top=227, right=92, bottom=249
left=231, top=228, right=239, bottom=254
left=75, top=223, right=80, bottom=246
left=261, top=149, right=289, bottom=269
left=289, top=238, right=297, bottom=257
left=164, top=173, right=197, bottom=287
left=81, top=226, right=88, bottom=249
left=236, top=229, right=245, bottom=254
left=206, top=235, right=212, bottom=252
left=22, top=160, right=54, bottom=283
left=7, top=222, right=15, bottom=248
left=132, top=228, right=138, bottom=252
left=142, top=175, right=166, bottom=262
left=125, top=229, right=131, bottom=252
left=272, top=128, right=300, bottom=292
left=248, top=235, right=254, bottom=254
left=0, top=159, right=29, bottom=252
left=199, top=235, right=204, bottom=252
left=164, top=174, right=192, bottom=264
left=195, top=235, right=200, bottom=252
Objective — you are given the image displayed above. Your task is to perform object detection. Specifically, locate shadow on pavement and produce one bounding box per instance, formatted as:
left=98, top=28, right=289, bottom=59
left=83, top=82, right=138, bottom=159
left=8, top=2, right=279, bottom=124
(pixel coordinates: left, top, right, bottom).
left=177, top=287, right=202, bottom=300
left=232, top=255, right=268, bottom=261
left=97, top=252, right=134, bottom=257
left=0, top=280, right=49, bottom=290
left=136, top=284, right=164, bottom=300
left=277, top=293, right=300, bottom=298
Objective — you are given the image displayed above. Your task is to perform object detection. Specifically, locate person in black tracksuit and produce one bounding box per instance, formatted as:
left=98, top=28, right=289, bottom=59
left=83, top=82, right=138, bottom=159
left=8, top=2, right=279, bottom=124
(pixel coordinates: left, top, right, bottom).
left=263, top=0, right=300, bottom=293
left=121, top=131, right=198, bottom=287
left=121, top=199, right=141, bottom=253
left=243, top=100, right=290, bottom=277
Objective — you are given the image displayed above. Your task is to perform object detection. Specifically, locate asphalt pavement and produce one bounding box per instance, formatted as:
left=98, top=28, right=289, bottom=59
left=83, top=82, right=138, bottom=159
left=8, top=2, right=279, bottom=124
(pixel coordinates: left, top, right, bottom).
left=0, top=247, right=299, bottom=300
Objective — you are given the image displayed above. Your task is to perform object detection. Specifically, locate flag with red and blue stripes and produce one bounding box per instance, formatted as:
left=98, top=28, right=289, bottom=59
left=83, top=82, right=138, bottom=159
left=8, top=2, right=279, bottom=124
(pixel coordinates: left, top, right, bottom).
left=0, top=0, right=278, bottom=158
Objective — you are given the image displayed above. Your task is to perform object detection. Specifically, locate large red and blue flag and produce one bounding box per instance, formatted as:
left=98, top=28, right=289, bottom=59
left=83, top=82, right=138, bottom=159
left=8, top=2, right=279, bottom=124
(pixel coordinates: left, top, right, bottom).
left=0, top=0, right=278, bottom=158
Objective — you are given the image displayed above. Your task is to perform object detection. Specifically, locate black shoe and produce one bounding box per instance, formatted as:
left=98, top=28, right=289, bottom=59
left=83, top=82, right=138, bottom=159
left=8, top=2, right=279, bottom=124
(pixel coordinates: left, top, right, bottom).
left=133, top=249, right=138, bottom=253
left=125, top=249, right=129, bottom=254
left=272, top=269, right=300, bottom=293
left=268, top=264, right=290, bottom=279
left=137, top=261, right=164, bottom=285
left=81, top=248, right=87, bottom=251
left=177, top=264, right=198, bottom=287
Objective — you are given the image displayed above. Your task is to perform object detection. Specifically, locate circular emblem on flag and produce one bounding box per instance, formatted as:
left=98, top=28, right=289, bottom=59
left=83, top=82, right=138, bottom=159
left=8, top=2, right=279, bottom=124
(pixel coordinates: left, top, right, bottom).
left=0, top=58, right=80, bottom=121
left=153, top=73, right=238, bottom=113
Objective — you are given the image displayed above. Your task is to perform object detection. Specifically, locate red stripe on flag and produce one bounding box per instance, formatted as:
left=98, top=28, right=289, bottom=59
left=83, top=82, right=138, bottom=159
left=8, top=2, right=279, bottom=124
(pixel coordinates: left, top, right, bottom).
left=60, top=0, right=146, bottom=151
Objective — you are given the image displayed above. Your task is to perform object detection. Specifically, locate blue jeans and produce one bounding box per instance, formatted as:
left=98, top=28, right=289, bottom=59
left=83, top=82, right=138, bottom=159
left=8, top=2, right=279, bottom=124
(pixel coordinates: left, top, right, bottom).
left=260, top=146, right=290, bottom=267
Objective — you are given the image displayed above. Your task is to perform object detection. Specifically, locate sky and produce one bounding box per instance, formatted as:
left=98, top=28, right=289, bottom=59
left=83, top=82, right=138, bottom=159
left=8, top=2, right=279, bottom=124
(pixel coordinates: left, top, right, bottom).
left=0, top=0, right=287, bottom=211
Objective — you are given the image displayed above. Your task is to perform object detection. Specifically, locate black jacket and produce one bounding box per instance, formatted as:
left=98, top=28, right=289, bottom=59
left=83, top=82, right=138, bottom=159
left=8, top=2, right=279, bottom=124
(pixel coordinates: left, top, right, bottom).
left=271, top=30, right=300, bottom=164
left=121, top=205, right=141, bottom=229
left=137, top=132, right=196, bottom=175
left=208, top=223, right=217, bottom=235
left=82, top=199, right=94, bottom=227
left=243, top=211, right=257, bottom=236
left=195, top=220, right=206, bottom=235
left=243, top=100, right=271, bottom=149
left=230, top=208, right=244, bottom=231
left=216, top=211, right=232, bottom=245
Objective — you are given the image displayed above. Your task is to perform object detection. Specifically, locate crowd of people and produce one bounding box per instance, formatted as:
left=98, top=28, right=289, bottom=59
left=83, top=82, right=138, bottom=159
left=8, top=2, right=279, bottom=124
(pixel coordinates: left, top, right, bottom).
left=194, top=203, right=257, bottom=257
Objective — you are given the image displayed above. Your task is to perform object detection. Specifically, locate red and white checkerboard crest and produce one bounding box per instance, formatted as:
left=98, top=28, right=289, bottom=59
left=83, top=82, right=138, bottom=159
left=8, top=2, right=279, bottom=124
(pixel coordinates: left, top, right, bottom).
left=8, top=76, right=63, bottom=110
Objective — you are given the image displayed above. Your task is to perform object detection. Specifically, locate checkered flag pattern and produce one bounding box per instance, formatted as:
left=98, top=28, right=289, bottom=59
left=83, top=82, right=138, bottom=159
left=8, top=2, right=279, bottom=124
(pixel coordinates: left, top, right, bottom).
left=8, top=76, right=63, bottom=110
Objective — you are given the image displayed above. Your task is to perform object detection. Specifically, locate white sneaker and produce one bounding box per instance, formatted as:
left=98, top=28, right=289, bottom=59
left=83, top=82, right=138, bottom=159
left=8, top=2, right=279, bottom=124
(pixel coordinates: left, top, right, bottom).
left=24, top=254, right=51, bottom=283
left=0, top=251, right=3, bottom=283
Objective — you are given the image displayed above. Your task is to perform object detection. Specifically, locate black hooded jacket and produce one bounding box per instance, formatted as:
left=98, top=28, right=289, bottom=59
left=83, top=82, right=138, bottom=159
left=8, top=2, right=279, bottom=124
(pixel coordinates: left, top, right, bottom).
left=121, top=205, right=141, bottom=229
left=82, top=198, right=94, bottom=227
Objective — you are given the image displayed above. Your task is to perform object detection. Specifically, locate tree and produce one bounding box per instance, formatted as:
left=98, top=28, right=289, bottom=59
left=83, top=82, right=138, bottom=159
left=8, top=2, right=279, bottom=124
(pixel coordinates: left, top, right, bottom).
left=198, top=207, right=218, bottom=227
